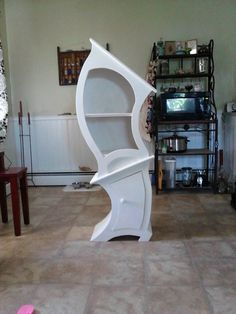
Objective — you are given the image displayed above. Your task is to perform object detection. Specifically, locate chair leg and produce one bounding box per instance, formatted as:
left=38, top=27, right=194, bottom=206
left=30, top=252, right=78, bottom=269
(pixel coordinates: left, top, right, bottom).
left=0, top=181, right=8, bottom=223
left=20, top=172, right=30, bottom=225
left=10, top=177, right=21, bottom=236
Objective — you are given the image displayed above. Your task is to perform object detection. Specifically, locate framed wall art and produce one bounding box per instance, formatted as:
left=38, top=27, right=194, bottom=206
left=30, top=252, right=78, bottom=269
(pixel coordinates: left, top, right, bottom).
left=187, top=39, right=197, bottom=54
left=57, top=47, right=90, bottom=86
left=164, top=41, right=176, bottom=55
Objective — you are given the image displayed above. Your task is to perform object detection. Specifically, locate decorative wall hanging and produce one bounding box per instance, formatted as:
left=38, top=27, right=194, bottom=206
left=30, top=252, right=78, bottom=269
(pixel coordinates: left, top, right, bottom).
left=0, top=40, right=8, bottom=143
left=57, top=47, right=90, bottom=85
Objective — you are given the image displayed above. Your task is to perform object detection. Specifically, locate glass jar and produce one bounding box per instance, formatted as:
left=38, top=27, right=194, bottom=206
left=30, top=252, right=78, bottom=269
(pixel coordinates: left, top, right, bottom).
left=182, top=167, right=192, bottom=186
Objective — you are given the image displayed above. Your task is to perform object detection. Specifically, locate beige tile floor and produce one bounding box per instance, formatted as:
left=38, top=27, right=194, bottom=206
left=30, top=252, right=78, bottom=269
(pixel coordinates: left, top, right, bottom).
left=0, top=186, right=236, bottom=314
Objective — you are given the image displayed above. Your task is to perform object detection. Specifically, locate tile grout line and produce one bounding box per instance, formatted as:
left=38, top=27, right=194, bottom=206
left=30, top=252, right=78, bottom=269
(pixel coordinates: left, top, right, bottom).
left=183, top=239, right=215, bottom=314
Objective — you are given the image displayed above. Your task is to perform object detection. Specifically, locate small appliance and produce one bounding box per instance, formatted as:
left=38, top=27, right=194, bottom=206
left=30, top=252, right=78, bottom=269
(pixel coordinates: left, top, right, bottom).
left=156, top=92, right=211, bottom=121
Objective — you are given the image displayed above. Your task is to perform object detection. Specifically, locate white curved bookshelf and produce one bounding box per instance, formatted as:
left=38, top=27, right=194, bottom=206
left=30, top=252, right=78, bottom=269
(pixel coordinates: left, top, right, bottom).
left=85, top=113, right=132, bottom=117
left=76, top=39, right=156, bottom=241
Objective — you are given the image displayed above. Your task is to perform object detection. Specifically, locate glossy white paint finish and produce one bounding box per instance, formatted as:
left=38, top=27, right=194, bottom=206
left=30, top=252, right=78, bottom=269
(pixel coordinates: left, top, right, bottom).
left=76, top=39, right=156, bottom=241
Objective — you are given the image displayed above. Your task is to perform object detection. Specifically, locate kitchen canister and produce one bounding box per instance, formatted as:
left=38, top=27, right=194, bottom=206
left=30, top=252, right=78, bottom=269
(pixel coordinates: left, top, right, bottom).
left=164, top=157, right=176, bottom=189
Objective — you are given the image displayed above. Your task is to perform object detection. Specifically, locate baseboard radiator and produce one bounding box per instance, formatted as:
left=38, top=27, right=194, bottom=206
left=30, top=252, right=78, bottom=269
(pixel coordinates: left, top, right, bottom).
left=7, top=115, right=97, bottom=185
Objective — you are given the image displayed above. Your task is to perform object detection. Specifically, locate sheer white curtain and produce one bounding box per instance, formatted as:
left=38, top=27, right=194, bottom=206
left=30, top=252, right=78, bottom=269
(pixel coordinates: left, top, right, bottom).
left=0, top=40, right=8, bottom=144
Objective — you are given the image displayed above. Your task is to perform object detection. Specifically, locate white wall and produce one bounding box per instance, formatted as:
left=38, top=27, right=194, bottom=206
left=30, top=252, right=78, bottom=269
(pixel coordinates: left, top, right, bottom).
left=0, top=0, right=235, bottom=168
left=2, top=0, right=236, bottom=117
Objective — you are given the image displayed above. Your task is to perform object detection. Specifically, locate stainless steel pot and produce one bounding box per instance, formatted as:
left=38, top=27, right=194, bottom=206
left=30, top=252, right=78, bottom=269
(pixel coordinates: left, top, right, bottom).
left=161, top=134, right=189, bottom=153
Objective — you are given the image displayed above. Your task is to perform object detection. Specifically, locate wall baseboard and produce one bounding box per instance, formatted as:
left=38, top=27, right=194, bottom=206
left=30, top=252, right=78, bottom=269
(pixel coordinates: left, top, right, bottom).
left=27, top=172, right=94, bottom=186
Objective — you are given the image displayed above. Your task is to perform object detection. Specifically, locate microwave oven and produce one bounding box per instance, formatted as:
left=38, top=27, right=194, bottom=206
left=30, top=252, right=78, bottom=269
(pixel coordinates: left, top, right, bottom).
left=156, top=92, right=211, bottom=121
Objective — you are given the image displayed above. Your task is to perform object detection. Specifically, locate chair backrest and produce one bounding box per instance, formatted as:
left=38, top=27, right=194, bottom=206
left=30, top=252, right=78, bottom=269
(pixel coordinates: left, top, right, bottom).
left=0, top=152, right=5, bottom=171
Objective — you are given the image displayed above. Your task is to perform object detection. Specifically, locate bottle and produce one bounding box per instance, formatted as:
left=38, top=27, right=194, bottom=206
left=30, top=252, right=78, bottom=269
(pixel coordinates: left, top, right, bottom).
left=152, top=42, right=157, bottom=61
left=158, top=159, right=163, bottom=190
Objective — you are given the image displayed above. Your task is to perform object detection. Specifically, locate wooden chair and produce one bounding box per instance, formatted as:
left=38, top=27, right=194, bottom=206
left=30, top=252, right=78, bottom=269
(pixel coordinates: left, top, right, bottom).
left=0, top=152, right=30, bottom=236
